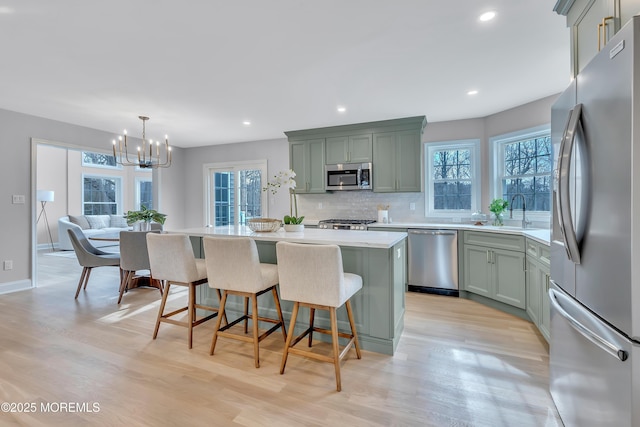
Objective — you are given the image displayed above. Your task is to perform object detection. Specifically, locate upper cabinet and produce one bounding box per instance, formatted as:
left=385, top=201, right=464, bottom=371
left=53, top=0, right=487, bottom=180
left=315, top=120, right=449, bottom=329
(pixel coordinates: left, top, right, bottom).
left=555, top=0, right=640, bottom=75
left=289, top=138, right=326, bottom=194
left=372, top=129, right=422, bottom=192
left=285, top=116, right=426, bottom=194
left=325, top=134, right=372, bottom=164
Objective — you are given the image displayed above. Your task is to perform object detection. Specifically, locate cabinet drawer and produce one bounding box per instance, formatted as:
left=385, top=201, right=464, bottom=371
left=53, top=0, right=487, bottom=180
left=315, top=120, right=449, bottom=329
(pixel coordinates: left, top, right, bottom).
left=463, top=231, right=524, bottom=252
left=526, top=238, right=550, bottom=268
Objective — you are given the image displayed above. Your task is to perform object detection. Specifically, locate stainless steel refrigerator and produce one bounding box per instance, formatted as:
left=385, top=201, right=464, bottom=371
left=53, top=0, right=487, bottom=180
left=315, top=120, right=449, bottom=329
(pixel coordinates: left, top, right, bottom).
left=550, top=16, right=640, bottom=427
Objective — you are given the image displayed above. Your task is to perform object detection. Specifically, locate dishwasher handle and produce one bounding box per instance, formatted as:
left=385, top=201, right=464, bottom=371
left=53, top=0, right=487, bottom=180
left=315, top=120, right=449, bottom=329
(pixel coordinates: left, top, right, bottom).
left=408, top=229, right=457, bottom=236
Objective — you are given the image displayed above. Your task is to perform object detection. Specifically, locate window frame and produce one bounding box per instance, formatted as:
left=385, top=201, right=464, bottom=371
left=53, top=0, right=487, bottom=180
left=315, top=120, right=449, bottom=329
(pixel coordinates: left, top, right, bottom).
left=81, top=151, right=122, bottom=170
left=203, top=160, right=268, bottom=227
left=424, top=139, right=480, bottom=218
left=81, top=174, right=123, bottom=215
left=491, top=125, right=551, bottom=222
left=135, top=177, right=153, bottom=210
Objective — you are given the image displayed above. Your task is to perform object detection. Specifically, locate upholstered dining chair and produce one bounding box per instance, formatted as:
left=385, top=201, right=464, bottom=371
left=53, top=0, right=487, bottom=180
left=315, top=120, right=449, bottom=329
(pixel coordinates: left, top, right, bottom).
left=203, top=236, right=286, bottom=368
left=67, top=228, right=121, bottom=299
left=146, top=233, right=224, bottom=349
left=118, top=230, right=161, bottom=304
left=275, top=241, right=362, bottom=392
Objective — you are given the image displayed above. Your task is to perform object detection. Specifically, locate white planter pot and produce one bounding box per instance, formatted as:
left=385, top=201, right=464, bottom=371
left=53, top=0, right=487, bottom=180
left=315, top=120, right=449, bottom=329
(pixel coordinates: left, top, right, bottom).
left=283, top=224, right=304, bottom=232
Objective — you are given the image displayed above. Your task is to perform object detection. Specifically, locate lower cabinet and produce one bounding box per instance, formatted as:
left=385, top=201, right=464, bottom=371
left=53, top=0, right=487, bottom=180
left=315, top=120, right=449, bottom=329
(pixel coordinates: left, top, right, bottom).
left=464, top=244, right=526, bottom=309
left=525, top=238, right=551, bottom=342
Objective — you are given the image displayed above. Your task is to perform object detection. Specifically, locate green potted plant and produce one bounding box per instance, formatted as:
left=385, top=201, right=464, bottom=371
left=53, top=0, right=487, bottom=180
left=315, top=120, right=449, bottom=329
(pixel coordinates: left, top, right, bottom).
left=124, top=205, right=167, bottom=230
left=488, top=198, right=508, bottom=226
left=263, top=169, right=304, bottom=231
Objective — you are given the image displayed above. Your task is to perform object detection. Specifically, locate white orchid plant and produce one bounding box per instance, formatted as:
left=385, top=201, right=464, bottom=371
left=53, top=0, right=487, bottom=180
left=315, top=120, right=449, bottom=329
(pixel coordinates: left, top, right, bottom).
left=263, top=169, right=304, bottom=225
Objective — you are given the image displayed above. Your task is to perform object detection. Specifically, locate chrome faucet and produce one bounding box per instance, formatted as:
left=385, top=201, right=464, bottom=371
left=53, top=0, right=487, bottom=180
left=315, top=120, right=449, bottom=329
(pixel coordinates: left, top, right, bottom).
left=510, top=193, right=531, bottom=228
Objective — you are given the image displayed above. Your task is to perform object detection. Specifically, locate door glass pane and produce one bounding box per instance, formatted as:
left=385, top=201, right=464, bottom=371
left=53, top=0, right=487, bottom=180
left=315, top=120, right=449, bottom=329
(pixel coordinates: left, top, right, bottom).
left=238, top=169, right=262, bottom=225
left=138, top=180, right=153, bottom=209
left=214, top=172, right=234, bottom=226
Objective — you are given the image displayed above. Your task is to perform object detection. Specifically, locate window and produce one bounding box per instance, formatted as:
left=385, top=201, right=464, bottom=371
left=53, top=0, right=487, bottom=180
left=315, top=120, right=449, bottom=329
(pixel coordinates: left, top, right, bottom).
left=82, top=151, right=120, bottom=169
left=205, top=160, right=268, bottom=226
left=82, top=175, right=121, bottom=214
left=425, top=140, right=480, bottom=217
left=493, top=127, right=551, bottom=214
left=136, top=178, right=153, bottom=210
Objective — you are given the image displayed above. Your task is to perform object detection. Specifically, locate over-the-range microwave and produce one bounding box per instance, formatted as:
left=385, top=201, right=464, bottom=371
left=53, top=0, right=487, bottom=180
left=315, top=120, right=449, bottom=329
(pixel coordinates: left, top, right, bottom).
left=325, top=162, right=372, bottom=191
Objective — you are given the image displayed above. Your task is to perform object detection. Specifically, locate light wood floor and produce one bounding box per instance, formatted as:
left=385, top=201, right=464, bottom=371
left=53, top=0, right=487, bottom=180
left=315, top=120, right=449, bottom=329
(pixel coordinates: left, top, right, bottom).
left=0, top=251, right=562, bottom=426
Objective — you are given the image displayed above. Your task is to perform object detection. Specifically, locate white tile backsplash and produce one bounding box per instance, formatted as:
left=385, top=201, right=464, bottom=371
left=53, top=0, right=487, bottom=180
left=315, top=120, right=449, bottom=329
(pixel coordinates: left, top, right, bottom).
left=298, top=191, right=550, bottom=229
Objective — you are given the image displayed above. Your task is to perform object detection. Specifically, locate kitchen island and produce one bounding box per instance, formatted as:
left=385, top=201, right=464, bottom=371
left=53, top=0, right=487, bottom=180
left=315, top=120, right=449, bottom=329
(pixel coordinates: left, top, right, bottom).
left=175, top=226, right=408, bottom=355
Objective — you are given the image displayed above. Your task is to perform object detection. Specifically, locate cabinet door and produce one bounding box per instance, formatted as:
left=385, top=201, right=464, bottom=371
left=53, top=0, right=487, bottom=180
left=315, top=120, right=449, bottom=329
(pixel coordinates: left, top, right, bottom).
left=620, top=0, right=640, bottom=26
left=349, top=134, right=373, bottom=163
left=526, top=258, right=542, bottom=326
left=325, top=136, right=349, bottom=164
left=290, top=141, right=307, bottom=192
left=372, top=132, right=397, bottom=192
left=493, top=248, right=526, bottom=309
left=463, top=244, right=491, bottom=297
left=290, top=139, right=325, bottom=194
left=540, top=268, right=551, bottom=341
left=574, top=0, right=617, bottom=73
left=396, top=129, right=421, bottom=192
left=307, top=138, right=326, bottom=193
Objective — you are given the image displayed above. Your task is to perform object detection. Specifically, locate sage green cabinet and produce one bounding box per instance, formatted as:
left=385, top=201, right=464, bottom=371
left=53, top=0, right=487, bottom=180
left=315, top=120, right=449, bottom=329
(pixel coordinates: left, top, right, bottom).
left=325, top=134, right=372, bottom=164
left=556, top=0, right=640, bottom=76
left=372, top=129, right=421, bottom=192
left=525, top=238, right=551, bottom=342
left=289, top=138, right=325, bottom=193
left=462, top=231, right=526, bottom=309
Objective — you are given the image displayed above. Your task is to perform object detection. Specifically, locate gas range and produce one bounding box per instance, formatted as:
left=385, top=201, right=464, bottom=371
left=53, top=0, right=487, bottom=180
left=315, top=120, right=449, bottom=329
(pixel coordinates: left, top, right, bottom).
left=317, top=219, right=376, bottom=231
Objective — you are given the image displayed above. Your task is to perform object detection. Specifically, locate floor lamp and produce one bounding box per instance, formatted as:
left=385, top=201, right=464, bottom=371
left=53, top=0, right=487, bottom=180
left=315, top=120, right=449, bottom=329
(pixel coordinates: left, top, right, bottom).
left=37, top=190, right=55, bottom=252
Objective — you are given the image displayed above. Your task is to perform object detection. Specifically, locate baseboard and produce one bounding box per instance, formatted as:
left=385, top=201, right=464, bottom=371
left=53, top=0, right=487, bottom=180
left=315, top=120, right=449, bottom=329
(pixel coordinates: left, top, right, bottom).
left=0, top=279, right=33, bottom=295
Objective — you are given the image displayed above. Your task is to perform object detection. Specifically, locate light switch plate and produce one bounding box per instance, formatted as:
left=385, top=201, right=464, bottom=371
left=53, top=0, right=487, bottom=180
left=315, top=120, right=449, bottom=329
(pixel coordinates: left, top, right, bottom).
left=12, top=195, right=25, bottom=204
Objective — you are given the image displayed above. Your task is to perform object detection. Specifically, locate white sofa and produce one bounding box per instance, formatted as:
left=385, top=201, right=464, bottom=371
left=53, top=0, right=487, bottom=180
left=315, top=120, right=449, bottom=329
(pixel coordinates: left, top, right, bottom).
left=58, top=215, right=130, bottom=250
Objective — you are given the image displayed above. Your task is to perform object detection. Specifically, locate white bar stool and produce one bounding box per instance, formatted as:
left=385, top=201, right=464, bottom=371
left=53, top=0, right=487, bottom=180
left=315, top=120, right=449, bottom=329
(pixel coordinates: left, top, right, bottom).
left=146, top=233, right=224, bottom=349
left=203, top=236, right=286, bottom=368
left=275, top=241, right=362, bottom=391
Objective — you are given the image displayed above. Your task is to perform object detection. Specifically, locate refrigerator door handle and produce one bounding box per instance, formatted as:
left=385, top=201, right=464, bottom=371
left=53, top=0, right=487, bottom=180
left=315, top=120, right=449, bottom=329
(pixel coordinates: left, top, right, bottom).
left=556, top=103, right=583, bottom=264
left=549, top=287, right=629, bottom=362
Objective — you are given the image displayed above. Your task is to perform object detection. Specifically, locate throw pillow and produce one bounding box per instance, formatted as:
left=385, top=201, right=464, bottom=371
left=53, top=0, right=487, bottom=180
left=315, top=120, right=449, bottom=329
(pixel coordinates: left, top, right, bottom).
left=110, top=215, right=128, bottom=228
left=85, top=215, right=107, bottom=229
left=68, top=215, right=90, bottom=230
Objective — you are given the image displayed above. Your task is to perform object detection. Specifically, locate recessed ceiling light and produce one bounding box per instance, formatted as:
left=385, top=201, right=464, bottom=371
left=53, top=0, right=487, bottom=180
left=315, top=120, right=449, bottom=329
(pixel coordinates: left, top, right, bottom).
left=467, top=90, right=479, bottom=95
left=0, top=7, right=14, bottom=14
left=479, top=11, right=496, bottom=22
left=242, top=120, right=251, bottom=126
left=337, top=106, right=346, bottom=113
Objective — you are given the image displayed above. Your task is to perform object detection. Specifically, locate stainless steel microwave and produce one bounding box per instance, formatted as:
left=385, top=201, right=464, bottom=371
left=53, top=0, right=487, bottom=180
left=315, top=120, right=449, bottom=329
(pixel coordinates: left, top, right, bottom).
left=325, top=162, right=372, bottom=191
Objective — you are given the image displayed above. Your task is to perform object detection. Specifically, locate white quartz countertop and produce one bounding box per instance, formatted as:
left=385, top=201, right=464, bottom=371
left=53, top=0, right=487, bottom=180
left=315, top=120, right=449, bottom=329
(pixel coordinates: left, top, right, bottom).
left=365, top=222, right=550, bottom=245
left=173, top=226, right=407, bottom=249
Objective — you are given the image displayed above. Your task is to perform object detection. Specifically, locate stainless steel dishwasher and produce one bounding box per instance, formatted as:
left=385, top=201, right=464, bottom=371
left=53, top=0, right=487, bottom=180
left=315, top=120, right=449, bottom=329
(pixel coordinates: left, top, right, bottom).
left=407, top=229, right=459, bottom=296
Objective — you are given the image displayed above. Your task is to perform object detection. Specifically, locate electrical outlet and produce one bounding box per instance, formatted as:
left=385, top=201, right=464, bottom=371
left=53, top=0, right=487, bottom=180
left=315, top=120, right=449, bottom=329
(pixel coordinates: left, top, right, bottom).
left=409, top=202, right=415, bottom=211
left=318, top=202, right=323, bottom=209
left=12, top=195, right=25, bottom=204
left=452, top=217, right=462, bottom=223
left=3, top=260, right=13, bottom=270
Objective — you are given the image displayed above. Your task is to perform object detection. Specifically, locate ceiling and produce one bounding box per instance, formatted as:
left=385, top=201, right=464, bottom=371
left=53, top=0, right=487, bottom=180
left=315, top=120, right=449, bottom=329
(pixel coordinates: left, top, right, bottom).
left=0, top=1, right=569, bottom=148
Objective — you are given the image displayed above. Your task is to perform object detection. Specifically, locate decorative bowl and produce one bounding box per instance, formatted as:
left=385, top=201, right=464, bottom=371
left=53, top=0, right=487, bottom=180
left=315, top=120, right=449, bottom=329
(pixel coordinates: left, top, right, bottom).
left=247, top=218, right=282, bottom=232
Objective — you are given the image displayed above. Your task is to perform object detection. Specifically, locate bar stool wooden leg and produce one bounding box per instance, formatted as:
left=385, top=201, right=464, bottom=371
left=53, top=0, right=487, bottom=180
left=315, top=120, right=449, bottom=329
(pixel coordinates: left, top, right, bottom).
left=153, top=281, right=171, bottom=339
left=308, top=308, right=315, bottom=347
left=280, top=301, right=300, bottom=374
left=210, top=291, right=228, bottom=355
left=330, top=307, right=342, bottom=392
left=345, top=300, right=362, bottom=359
left=272, top=287, right=287, bottom=341
left=188, top=283, right=196, bottom=349
left=252, top=295, right=260, bottom=368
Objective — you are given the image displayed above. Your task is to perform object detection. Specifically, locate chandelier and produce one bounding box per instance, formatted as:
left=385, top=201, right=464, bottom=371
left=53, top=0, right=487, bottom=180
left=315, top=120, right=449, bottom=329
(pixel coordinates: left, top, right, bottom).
left=112, top=116, right=172, bottom=168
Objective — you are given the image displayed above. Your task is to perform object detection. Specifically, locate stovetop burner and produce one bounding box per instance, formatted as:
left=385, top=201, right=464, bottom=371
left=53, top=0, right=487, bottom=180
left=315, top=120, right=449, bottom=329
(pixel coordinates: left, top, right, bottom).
left=318, top=218, right=376, bottom=230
